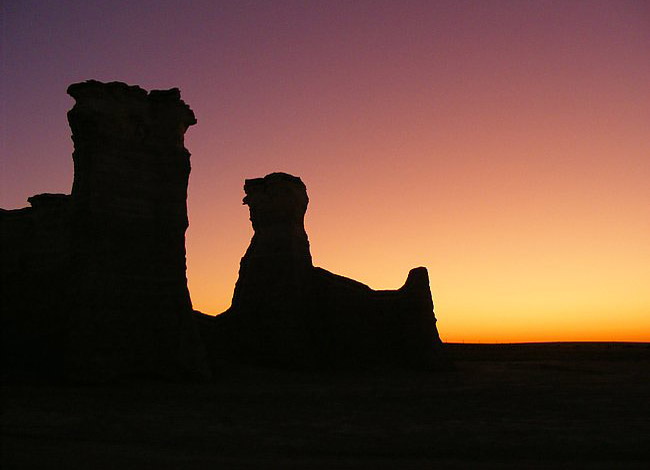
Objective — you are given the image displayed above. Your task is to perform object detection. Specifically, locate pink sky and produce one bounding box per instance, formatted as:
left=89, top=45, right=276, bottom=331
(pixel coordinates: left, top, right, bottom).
left=2, top=1, right=649, bottom=341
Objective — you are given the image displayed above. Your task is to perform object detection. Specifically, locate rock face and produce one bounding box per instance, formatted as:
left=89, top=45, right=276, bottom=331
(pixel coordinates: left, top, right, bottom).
left=1, top=81, right=209, bottom=381
left=196, top=173, right=442, bottom=368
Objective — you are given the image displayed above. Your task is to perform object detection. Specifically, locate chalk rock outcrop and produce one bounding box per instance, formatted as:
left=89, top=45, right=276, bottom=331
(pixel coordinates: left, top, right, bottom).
left=1, top=81, right=209, bottom=381
left=196, top=173, right=442, bottom=368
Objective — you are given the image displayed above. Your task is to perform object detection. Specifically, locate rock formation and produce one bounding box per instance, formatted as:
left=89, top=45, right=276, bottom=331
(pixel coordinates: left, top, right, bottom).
left=1, top=81, right=209, bottom=381
left=2, top=80, right=443, bottom=380
left=195, top=173, right=442, bottom=368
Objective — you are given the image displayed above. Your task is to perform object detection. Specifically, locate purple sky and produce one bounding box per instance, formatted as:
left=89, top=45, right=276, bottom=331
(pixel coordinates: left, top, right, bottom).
left=2, top=1, right=649, bottom=341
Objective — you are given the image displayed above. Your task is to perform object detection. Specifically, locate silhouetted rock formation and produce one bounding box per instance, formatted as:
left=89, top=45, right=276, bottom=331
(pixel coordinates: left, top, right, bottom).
left=196, top=173, right=442, bottom=368
left=1, top=81, right=209, bottom=381
left=2, top=80, right=442, bottom=380
left=231, top=173, right=313, bottom=319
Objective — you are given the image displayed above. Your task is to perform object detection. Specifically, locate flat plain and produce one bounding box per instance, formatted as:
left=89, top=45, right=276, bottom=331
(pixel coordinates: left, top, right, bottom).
left=2, top=342, right=649, bottom=468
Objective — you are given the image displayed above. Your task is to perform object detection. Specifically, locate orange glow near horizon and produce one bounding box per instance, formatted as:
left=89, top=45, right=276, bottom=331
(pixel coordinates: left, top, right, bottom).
left=3, top=1, right=649, bottom=343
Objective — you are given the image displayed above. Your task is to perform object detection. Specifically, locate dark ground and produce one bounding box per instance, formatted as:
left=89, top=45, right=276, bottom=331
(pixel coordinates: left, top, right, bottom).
left=2, top=342, right=649, bottom=468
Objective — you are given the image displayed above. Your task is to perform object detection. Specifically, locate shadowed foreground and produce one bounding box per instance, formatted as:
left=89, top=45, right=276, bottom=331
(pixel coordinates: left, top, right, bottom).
left=2, top=343, right=649, bottom=468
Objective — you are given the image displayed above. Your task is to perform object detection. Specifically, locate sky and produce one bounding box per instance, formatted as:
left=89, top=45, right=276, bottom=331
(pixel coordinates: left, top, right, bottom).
left=2, top=0, right=649, bottom=342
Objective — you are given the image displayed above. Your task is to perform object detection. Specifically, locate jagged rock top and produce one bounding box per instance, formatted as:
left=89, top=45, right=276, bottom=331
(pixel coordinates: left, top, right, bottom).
left=244, top=172, right=307, bottom=192
left=243, top=173, right=309, bottom=231
left=67, top=80, right=196, bottom=131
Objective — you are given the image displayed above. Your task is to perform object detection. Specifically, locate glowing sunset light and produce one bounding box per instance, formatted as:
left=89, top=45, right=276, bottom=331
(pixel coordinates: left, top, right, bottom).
left=2, top=1, right=649, bottom=342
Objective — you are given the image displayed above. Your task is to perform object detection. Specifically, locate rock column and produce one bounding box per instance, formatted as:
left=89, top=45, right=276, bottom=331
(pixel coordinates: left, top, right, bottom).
left=65, top=80, right=209, bottom=380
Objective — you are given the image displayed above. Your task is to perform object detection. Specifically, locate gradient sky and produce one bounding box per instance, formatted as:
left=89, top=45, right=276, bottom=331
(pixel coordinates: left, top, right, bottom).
left=2, top=0, right=649, bottom=342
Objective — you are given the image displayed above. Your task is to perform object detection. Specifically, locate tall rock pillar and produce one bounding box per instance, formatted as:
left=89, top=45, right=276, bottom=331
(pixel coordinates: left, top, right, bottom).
left=65, top=80, right=208, bottom=380
left=231, top=173, right=313, bottom=314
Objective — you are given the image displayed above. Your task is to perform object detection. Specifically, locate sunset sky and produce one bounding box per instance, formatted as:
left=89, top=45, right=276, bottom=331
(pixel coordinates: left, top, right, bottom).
left=2, top=0, right=649, bottom=342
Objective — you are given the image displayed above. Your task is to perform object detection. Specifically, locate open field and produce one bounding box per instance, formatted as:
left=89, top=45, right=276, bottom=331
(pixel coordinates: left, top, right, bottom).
left=2, top=342, right=649, bottom=468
